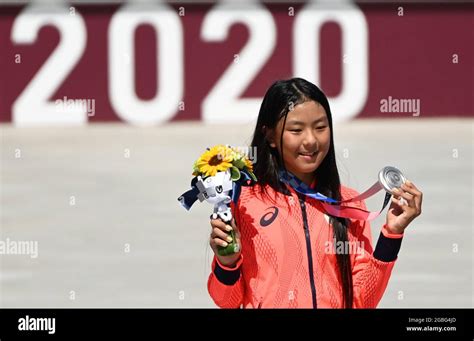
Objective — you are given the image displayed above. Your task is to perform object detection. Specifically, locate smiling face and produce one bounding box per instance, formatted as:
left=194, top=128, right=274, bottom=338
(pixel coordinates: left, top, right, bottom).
left=267, top=101, right=331, bottom=186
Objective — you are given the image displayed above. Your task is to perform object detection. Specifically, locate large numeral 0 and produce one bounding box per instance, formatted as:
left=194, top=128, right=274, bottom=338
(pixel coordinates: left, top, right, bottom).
left=108, top=4, right=183, bottom=125
left=294, top=3, right=368, bottom=122
left=11, top=6, right=87, bottom=126
left=201, top=3, right=276, bottom=124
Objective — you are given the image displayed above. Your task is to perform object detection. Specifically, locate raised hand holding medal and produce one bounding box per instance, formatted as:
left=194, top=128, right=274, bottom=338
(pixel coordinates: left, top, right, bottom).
left=386, top=179, right=423, bottom=234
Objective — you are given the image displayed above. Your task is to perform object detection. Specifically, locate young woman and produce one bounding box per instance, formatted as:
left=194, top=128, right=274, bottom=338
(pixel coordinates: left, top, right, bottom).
left=208, top=78, right=423, bottom=308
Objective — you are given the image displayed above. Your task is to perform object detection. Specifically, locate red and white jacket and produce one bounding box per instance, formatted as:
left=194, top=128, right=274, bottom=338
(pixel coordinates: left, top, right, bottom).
left=208, top=181, right=403, bottom=308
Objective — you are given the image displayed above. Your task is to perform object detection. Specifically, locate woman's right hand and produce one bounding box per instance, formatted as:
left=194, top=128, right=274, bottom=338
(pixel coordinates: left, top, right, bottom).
left=209, top=217, right=241, bottom=267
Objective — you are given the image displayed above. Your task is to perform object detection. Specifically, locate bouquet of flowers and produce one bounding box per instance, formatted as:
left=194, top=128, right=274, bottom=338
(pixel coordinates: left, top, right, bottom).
left=177, top=145, right=257, bottom=256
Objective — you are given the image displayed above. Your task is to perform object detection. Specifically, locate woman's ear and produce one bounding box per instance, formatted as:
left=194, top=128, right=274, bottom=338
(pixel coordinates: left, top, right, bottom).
left=262, top=126, right=276, bottom=148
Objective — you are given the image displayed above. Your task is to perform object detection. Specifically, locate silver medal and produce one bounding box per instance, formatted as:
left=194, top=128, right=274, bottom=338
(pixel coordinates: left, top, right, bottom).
left=378, top=166, right=407, bottom=194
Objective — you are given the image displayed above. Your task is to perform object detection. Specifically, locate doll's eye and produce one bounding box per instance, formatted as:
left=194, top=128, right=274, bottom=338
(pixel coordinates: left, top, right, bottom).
left=216, top=185, right=223, bottom=194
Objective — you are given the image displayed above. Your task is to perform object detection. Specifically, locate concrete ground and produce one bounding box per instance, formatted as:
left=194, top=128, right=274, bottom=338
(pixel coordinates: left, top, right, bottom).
left=0, top=118, right=472, bottom=308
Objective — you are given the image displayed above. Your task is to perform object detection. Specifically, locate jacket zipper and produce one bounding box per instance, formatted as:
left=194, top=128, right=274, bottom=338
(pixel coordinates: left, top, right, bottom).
left=298, top=193, right=318, bottom=308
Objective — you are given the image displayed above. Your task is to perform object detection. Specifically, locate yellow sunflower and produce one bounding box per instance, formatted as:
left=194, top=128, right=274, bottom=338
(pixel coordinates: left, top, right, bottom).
left=244, top=157, right=254, bottom=172
left=195, top=145, right=233, bottom=177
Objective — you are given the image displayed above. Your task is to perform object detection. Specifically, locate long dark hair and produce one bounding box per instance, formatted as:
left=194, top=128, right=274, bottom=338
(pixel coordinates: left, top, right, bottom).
left=250, top=77, right=353, bottom=308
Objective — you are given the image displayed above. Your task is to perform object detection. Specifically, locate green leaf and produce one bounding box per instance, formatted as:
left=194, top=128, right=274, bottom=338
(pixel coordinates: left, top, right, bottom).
left=248, top=171, right=257, bottom=182
left=233, top=158, right=245, bottom=169
left=230, top=166, right=241, bottom=181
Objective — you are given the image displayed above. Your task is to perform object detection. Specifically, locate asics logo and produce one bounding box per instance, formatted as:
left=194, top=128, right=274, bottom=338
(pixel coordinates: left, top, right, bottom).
left=260, top=207, right=279, bottom=227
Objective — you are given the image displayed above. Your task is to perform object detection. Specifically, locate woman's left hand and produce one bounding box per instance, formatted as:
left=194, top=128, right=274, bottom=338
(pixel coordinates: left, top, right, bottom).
left=385, top=180, right=423, bottom=234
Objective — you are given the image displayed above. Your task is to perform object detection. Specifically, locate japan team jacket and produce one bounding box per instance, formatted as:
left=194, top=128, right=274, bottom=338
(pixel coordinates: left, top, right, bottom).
left=207, top=181, right=403, bottom=308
